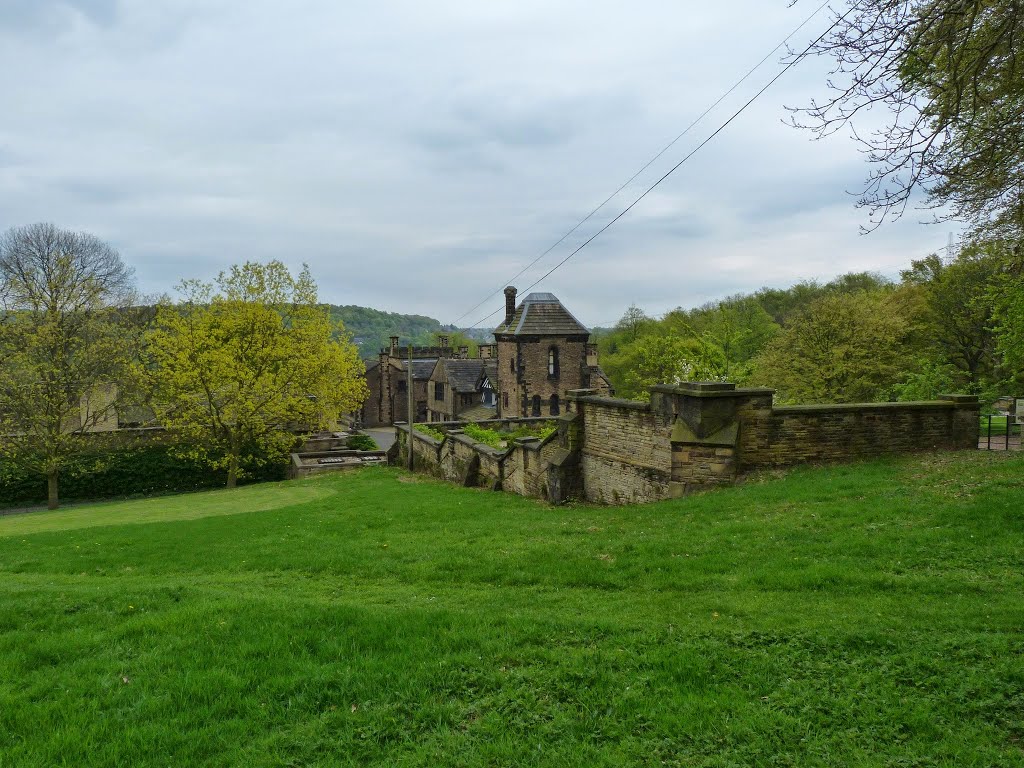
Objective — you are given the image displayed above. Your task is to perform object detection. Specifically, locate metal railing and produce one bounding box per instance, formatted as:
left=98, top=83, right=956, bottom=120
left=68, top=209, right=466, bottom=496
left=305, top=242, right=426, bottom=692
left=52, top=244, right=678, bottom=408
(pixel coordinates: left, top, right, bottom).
left=980, top=414, right=1022, bottom=451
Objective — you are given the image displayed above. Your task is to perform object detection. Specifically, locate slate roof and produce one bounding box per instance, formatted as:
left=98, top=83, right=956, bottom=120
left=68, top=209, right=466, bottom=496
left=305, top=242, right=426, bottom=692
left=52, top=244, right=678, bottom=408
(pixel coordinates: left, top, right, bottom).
left=441, top=359, right=485, bottom=393
left=399, top=359, right=440, bottom=380
left=460, top=404, right=497, bottom=422
left=482, top=360, right=498, bottom=385
left=494, top=292, right=589, bottom=337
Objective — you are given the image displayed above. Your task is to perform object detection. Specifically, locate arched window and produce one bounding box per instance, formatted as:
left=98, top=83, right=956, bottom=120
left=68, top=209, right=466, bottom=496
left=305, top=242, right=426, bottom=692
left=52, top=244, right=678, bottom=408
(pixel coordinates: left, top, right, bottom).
left=531, top=395, right=541, bottom=416
left=550, top=394, right=560, bottom=415
left=547, top=346, right=559, bottom=378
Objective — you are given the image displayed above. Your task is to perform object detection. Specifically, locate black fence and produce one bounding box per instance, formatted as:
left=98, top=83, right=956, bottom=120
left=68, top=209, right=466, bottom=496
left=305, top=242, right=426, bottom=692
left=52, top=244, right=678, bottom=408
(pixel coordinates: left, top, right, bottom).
left=979, top=415, right=1022, bottom=451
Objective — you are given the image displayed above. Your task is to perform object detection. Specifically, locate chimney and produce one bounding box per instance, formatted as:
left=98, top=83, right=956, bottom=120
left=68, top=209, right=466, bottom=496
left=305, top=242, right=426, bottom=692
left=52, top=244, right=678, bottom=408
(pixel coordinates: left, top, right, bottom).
left=439, top=335, right=449, bottom=349
left=503, top=286, right=517, bottom=325
left=389, top=336, right=399, bottom=356
left=458, top=345, right=469, bottom=358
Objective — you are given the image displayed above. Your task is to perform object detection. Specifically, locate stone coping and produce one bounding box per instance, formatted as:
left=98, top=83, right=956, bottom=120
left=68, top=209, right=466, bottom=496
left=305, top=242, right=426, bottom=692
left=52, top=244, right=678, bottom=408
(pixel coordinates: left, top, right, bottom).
left=773, top=400, right=961, bottom=415
left=650, top=384, right=776, bottom=399
left=573, top=396, right=651, bottom=411
left=406, top=422, right=558, bottom=458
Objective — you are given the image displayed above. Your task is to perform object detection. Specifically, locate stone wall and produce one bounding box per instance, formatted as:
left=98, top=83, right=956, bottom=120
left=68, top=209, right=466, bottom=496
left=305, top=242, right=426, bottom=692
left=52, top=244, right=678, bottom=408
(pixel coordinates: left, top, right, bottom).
left=736, top=393, right=979, bottom=469
left=576, top=397, right=673, bottom=504
left=394, top=383, right=980, bottom=506
left=393, top=422, right=563, bottom=499
left=571, top=383, right=979, bottom=503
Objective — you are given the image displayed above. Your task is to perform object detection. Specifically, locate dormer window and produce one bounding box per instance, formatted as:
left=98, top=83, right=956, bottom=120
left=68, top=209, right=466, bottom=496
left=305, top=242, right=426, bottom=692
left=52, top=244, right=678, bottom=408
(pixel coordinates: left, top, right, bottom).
left=547, top=347, right=559, bottom=379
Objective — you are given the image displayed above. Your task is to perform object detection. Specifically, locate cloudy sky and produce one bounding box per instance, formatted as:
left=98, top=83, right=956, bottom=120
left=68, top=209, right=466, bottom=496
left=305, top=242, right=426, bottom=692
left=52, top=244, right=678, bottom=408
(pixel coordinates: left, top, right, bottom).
left=0, top=0, right=958, bottom=328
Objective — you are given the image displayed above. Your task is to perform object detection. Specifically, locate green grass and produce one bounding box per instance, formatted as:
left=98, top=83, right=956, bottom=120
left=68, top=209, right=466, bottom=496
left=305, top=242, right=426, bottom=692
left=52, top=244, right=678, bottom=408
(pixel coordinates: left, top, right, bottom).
left=1, top=452, right=1023, bottom=766
left=981, top=414, right=1021, bottom=437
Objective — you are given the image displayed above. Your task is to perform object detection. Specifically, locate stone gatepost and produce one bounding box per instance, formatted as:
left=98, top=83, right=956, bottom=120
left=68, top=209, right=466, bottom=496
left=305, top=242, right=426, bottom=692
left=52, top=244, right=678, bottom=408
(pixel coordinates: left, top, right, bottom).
left=651, top=382, right=747, bottom=496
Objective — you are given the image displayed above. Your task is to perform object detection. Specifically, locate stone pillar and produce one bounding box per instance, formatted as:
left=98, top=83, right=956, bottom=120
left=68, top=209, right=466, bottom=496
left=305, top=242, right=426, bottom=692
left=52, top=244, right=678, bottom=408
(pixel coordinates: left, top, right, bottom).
left=938, top=394, right=981, bottom=449
left=651, top=382, right=744, bottom=495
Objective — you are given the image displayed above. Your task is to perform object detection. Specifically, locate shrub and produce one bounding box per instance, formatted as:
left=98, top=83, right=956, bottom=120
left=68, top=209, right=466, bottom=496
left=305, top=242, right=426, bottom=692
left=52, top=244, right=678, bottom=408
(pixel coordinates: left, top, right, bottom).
left=462, top=423, right=505, bottom=449
left=0, top=441, right=286, bottom=508
left=506, top=423, right=557, bottom=441
left=347, top=434, right=378, bottom=451
left=414, top=424, right=445, bottom=441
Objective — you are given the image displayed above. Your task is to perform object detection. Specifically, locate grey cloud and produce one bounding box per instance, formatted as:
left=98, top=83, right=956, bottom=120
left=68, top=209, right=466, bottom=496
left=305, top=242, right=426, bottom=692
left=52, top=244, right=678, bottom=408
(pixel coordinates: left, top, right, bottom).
left=0, top=1, right=959, bottom=330
left=0, top=0, right=118, bottom=30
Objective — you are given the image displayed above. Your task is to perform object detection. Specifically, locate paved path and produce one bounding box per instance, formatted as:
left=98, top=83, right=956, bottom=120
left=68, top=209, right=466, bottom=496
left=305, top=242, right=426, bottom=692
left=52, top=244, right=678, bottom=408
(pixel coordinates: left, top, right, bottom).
left=365, top=427, right=396, bottom=452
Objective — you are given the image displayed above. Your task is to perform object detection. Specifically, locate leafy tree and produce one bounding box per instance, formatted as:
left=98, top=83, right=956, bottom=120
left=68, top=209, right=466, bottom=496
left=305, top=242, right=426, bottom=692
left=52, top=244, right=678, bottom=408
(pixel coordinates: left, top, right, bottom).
left=0, top=223, right=139, bottom=509
left=603, top=335, right=726, bottom=401
left=989, top=258, right=1024, bottom=384
left=668, top=296, right=780, bottom=379
left=794, top=1, right=1024, bottom=235
left=439, top=329, right=479, bottom=356
left=900, top=245, right=1005, bottom=386
left=753, top=280, right=829, bottom=326
left=328, top=305, right=443, bottom=356
left=892, top=360, right=960, bottom=402
left=145, top=261, right=368, bottom=488
left=616, top=304, right=654, bottom=342
left=750, top=290, right=919, bottom=403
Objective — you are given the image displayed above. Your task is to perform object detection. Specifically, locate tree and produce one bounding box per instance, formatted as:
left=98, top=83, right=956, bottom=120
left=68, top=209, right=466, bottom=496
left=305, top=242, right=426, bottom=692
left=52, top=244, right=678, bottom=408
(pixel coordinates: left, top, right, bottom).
left=668, top=296, right=780, bottom=379
left=0, top=223, right=138, bottom=509
left=988, top=250, right=1024, bottom=383
left=794, top=1, right=1024, bottom=235
left=145, top=261, right=368, bottom=488
left=750, top=290, right=919, bottom=403
left=602, top=334, right=726, bottom=401
left=616, top=304, right=654, bottom=342
left=900, top=245, right=1005, bottom=386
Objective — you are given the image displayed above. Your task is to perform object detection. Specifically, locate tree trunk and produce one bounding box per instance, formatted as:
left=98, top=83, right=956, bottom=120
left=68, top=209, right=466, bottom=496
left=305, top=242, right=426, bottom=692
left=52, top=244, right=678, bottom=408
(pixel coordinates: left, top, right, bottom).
left=47, top=469, right=59, bottom=510
left=226, top=445, right=239, bottom=489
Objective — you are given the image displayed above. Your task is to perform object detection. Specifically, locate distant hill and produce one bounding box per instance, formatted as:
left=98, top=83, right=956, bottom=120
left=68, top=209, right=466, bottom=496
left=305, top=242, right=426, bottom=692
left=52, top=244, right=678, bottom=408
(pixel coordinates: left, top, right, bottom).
left=329, top=305, right=444, bottom=357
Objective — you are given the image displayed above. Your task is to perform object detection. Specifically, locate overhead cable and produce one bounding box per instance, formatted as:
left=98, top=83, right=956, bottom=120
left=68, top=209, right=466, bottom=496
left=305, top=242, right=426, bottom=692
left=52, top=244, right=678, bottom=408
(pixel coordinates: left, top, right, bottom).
left=466, top=3, right=856, bottom=330
left=449, top=0, right=835, bottom=328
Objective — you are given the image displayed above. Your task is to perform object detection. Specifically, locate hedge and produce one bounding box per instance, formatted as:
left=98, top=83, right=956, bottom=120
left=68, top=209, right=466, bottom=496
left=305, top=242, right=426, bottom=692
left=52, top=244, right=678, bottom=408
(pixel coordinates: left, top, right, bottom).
left=0, top=442, right=287, bottom=508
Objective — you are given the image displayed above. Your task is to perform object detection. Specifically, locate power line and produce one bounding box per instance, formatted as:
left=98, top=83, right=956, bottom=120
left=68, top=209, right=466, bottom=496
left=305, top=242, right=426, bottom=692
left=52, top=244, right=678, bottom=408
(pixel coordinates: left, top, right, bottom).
left=449, top=0, right=834, bottom=328
left=466, top=3, right=856, bottom=330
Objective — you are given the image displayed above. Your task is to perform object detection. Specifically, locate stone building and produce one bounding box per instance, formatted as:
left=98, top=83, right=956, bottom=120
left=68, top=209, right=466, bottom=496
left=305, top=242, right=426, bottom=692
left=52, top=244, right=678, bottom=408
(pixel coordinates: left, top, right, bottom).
left=425, top=358, right=497, bottom=422
left=361, top=335, right=469, bottom=427
left=494, top=287, right=611, bottom=418
left=361, top=291, right=609, bottom=425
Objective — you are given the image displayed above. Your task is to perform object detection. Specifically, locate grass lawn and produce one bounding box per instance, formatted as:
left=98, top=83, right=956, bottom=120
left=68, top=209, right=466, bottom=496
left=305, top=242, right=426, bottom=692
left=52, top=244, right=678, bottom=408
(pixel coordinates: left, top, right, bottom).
left=1, top=452, right=1023, bottom=766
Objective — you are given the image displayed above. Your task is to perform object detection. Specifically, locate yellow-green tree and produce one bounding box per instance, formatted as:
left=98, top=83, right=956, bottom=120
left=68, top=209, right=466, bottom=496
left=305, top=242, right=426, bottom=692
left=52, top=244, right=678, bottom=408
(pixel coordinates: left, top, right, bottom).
left=750, top=290, right=922, bottom=404
left=0, top=223, right=139, bottom=510
left=145, top=261, right=368, bottom=488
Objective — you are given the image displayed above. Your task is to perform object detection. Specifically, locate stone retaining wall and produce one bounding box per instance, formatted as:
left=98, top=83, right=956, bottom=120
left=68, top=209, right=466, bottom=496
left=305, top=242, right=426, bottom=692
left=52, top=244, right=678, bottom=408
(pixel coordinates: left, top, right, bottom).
left=394, top=422, right=570, bottom=500
left=395, top=383, right=980, bottom=505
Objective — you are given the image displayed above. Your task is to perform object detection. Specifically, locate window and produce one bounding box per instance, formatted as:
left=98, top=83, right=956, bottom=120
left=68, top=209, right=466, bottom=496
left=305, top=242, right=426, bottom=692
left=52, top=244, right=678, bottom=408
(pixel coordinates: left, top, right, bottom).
left=434, top=382, right=444, bottom=401
left=503, top=393, right=509, bottom=408
left=547, top=346, right=559, bottom=378
left=550, top=394, right=560, bottom=415
left=510, top=359, right=515, bottom=373
left=532, top=395, right=541, bottom=416
left=397, top=379, right=407, bottom=394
